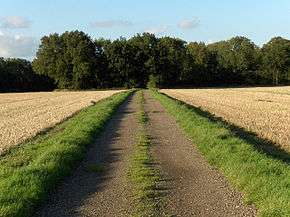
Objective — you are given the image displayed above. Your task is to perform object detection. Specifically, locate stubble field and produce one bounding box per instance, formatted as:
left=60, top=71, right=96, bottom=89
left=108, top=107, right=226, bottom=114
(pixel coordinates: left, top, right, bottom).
left=161, top=86, right=290, bottom=153
left=0, top=90, right=123, bottom=154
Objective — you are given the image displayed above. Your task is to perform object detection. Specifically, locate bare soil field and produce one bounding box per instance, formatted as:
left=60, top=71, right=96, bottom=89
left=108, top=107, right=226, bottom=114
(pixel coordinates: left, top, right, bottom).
left=161, top=86, right=290, bottom=153
left=0, top=90, right=123, bottom=154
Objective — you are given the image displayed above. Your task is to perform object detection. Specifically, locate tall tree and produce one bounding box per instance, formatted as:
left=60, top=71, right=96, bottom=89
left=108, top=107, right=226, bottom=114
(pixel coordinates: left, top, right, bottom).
left=261, top=37, right=290, bottom=85
left=29, top=31, right=290, bottom=89
left=0, top=58, right=54, bottom=92
left=208, top=36, right=259, bottom=84
left=129, top=33, right=158, bottom=87
left=183, top=42, right=217, bottom=85
left=33, top=31, right=97, bottom=89
left=104, top=37, right=137, bottom=88
left=32, top=33, right=65, bottom=87
left=94, top=38, right=111, bottom=88
left=156, top=37, right=186, bottom=87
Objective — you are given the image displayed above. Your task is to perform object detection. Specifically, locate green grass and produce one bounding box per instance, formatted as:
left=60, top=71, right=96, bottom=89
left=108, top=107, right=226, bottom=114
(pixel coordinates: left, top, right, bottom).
left=0, top=90, right=131, bottom=217
left=151, top=90, right=290, bottom=217
left=128, top=91, right=165, bottom=217
left=137, top=90, right=148, bottom=124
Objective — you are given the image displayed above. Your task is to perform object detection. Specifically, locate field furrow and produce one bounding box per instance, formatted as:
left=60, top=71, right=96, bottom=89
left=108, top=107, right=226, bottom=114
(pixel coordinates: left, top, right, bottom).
left=0, top=90, right=124, bottom=154
left=161, top=86, right=290, bottom=152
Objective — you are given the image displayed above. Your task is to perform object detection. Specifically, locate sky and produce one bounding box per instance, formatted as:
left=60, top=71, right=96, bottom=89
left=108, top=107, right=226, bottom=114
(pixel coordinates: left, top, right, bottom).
left=0, top=0, right=290, bottom=59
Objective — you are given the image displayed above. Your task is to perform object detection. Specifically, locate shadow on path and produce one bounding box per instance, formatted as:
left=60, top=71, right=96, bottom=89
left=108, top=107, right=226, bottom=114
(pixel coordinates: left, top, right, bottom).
left=144, top=91, right=256, bottom=217
left=35, top=94, right=138, bottom=217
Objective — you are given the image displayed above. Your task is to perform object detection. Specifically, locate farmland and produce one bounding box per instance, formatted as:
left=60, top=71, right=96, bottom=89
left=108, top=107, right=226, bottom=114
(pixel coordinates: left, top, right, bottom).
left=0, top=90, right=123, bottom=154
left=0, top=89, right=289, bottom=217
left=0, top=91, right=131, bottom=217
left=152, top=90, right=290, bottom=217
left=161, top=86, right=290, bottom=153
left=1, top=1, right=290, bottom=216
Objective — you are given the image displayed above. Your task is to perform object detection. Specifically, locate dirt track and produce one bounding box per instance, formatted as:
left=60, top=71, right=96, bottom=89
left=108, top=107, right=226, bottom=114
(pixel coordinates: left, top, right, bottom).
left=35, top=94, right=139, bottom=217
left=35, top=91, right=256, bottom=216
left=144, top=91, right=256, bottom=217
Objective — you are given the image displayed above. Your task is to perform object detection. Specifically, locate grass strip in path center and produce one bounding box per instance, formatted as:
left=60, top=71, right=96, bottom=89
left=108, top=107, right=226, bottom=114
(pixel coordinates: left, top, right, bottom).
left=151, top=90, right=290, bottom=217
left=128, top=90, right=166, bottom=217
left=0, top=90, right=132, bottom=217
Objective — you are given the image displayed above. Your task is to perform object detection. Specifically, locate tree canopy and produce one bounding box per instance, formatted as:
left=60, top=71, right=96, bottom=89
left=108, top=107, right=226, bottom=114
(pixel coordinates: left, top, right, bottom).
left=0, top=58, right=54, bottom=92
left=1, top=31, right=290, bottom=92
left=261, top=37, right=290, bottom=84
left=32, top=31, right=97, bottom=89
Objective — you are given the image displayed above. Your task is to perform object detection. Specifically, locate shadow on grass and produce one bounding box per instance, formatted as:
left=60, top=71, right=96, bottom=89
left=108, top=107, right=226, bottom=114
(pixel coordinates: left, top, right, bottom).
left=161, top=93, right=290, bottom=165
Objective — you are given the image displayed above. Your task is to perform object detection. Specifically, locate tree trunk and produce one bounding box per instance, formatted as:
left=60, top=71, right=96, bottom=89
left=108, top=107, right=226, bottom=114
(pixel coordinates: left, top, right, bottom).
left=273, top=69, right=279, bottom=85
left=275, top=70, right=279, bottom=85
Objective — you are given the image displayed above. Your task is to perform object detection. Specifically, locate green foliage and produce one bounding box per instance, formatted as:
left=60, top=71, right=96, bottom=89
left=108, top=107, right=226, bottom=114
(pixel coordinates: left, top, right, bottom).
left=146, top=74, right=158, bottom=89
left=0, top=91, right=131, bottom=217
left=261, top=37, right=290, bottom=84
left=32, top=31, right=98, bottom=89
left=101, top=33, right=159, bottom=88
left=3, top=33, right=289, bottom=92
left=0, top=58, right=55, bottom=92
left=208, top=36, right=260, bottom=84
left=129, top=91, right=165, bottom=217
left=182, top=42, right=218, bottom=84
left=93, top=34, right=290, bottom=88
left=156, top=37, right=186, bottom=87
left=151, top=90, right=290, bottom=217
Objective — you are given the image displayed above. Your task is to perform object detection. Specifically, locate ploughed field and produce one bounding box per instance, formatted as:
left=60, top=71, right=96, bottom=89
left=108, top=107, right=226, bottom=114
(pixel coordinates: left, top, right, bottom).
left=0, top=90, right=123, bottom=154
left=161, top=86, right=290, bottom=153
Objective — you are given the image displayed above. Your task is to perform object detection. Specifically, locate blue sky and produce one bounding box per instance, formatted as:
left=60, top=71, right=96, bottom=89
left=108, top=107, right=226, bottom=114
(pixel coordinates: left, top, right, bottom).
left=0, top=0, right=290, bottom=59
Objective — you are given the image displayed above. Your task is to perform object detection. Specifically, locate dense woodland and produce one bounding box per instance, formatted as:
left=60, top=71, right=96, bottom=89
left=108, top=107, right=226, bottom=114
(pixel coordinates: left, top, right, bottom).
left=0, top=58, right=55, bottom=92
left=1, top=31, right=290, bottom=91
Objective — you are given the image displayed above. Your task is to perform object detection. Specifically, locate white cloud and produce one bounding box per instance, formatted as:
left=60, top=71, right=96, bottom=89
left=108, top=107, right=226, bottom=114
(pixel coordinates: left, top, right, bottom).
left=0, top=16, right=31, bottom=28
left=144, top=26, right=168, bottom=35
left=178, top=17, right=200, bottom=29
left=0, top=33, right=37, bottom=59
left=90, top=20, right=133, bottom=28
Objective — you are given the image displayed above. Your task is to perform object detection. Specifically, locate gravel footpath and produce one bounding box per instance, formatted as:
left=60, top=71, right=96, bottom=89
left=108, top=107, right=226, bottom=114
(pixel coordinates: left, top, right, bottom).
left=144, top=91, right=256, bottom=217
left=35, top=93, right=139, bottom=217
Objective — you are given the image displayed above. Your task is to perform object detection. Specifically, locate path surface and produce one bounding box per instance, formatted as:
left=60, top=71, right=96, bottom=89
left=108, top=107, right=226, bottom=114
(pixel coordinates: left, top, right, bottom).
left=144, top=91, right=256, bottom=217
left=36, top=93, right=139, bottom=217
left=35, top=91, right=257, bottom=217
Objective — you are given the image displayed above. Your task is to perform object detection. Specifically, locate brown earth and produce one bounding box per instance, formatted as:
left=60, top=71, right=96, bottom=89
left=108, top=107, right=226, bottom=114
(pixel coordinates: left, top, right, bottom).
left=144, top=90, right=256, bottom=217
left=35, top=93, right=139, bottom=217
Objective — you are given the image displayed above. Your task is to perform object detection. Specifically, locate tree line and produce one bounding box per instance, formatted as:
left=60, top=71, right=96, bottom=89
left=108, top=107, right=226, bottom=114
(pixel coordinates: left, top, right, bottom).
left=0, top=58, right=55, bottom=92
left=1, top=30, right=290, bottom=92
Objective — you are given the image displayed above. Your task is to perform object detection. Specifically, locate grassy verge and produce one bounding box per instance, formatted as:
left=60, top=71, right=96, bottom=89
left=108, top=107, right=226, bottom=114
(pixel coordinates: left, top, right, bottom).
left=0, top=91, right=132, bottom=217
left=128, top=91, right=165, bottom=217
left=151, top=90, right=290, bottom=217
